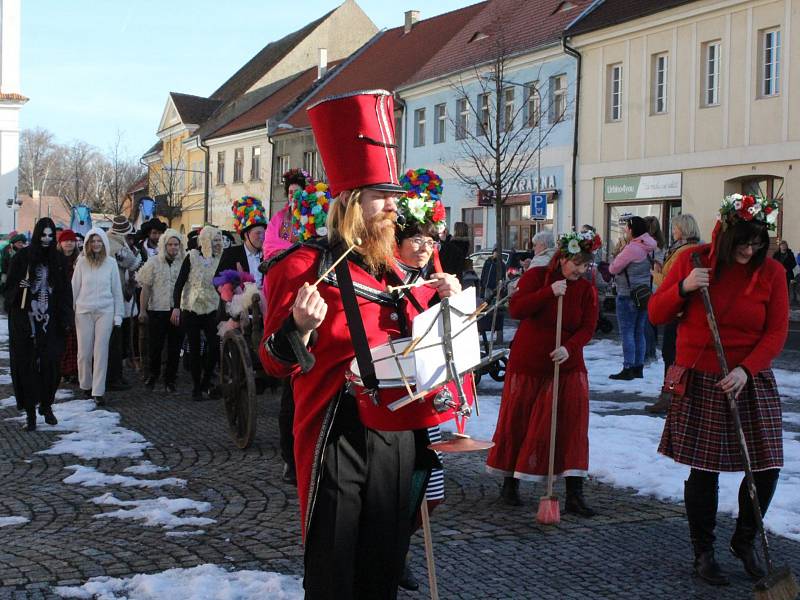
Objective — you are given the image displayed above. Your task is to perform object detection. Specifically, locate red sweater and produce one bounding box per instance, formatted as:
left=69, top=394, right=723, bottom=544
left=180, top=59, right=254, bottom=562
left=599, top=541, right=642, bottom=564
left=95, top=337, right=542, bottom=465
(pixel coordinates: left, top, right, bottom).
left=648, top=244, right=788, bottom=375
left=508, top=266, right=598, bottom=376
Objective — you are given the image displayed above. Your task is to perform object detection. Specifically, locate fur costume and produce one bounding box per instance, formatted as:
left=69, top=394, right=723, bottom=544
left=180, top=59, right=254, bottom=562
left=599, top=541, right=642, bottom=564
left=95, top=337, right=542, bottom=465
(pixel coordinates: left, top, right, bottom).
left=136, top=229, right=184, bottom=311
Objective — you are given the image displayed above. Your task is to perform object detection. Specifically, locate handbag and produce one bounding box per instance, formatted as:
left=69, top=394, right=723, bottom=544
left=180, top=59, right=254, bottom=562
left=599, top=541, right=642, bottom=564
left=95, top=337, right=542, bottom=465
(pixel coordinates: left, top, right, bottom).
left=623, top=255, right=654, bottom=310
left=660, top=364, right=690, bottom=402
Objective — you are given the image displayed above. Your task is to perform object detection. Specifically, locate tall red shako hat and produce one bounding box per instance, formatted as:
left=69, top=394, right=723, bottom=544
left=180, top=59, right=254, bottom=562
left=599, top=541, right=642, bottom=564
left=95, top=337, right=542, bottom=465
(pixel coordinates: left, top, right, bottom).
left=307, top=89, right=404, bottom=197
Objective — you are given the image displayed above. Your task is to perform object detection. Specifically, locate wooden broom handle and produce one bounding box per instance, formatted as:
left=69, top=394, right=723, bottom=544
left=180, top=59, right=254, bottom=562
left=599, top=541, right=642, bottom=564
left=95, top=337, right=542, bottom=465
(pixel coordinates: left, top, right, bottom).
left=545, top=294, right=564, bottom=498
left=20, top=266, right=30, bottom=309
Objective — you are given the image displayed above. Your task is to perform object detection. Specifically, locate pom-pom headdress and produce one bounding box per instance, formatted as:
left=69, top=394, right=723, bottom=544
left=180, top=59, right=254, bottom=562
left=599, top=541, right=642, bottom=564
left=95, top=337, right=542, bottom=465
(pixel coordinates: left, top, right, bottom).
left=290, top=182, right=333, bottom=241
left=397, top=168, right=446, bottom=234
left=231, top=196, right=267, bottom=234
left=557, top=230, right=602, bottom=258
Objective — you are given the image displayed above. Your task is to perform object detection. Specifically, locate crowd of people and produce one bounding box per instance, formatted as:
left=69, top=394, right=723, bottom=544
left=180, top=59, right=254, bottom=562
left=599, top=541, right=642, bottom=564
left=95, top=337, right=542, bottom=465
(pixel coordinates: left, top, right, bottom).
left=0, top=88, right=793, bottom=599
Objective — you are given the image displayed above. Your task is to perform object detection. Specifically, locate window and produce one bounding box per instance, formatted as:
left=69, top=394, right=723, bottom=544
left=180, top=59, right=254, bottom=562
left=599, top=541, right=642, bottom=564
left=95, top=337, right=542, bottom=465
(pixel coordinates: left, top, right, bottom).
left=233, top=147, right=244, bottom=183
left=502, top=87, right=514, bottom=132
left=434, top=103, right=446, bottom=144
left=275, top=155, right=290, bottom=185
left=550, top=75, right=567, bottom=123
left=250, top=146, right=261, bottom=180
left=761, top=28, right=781, bottom=97
left=525, top=82, right=540, bottom=128
left=190, top=159, right=203, bottom=190
left=216, top=151, right=225, bottom=185
left=303, top=150, right=318, bottom=179
left=607, top=65, right=623, bottom=122
left=477, top=93, right=490, bottom=135
left=456, top=98, right=469, bottom=140
left=413, top=108, right=426, bottom=147
left=703, top=41, right=721, bottom=106
left=652, top=53, right=668, bottom=114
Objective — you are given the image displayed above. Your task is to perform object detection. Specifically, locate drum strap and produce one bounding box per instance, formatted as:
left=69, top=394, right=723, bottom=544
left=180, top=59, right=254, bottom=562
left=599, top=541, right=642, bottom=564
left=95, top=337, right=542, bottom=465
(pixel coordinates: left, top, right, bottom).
left=335, top=255, right=380, bottom=392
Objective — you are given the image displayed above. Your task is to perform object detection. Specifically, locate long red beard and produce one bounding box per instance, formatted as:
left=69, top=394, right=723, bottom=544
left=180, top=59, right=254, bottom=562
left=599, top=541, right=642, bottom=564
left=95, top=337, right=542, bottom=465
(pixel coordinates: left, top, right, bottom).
left=358, top=212, right=397, bottom=273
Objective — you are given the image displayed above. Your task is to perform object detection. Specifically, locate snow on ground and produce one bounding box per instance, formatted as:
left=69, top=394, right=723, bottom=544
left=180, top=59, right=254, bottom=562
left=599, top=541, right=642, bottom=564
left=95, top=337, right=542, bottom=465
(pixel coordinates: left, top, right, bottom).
left=90, top=494, right=215, bottom=529
left=35, top=400, right=151, bottom=460
left=0, top=317, right=7, bottom=343
left=0, top=516, right=29, bottom=527
left=0, top=350, right=9, bottom=359
left=64, top=465, right=186, bottom=489
left=444, top=338, right=800, bottom=541
left=0, top=373, right=11, bottom=384
left=124, top=461, right=169, bottom=475
left=1, top=395, right=16, bottom=409
left=165, top=530, right=205, bottom=537
left=53, top=564, right=304, bottom=600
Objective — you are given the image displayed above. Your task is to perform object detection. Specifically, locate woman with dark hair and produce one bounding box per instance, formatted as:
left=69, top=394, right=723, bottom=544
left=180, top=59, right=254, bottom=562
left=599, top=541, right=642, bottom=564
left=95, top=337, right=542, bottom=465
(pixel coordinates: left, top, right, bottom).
left=608, top=216, right=657, bottom=379
left=487, top=230, right=600, bottom=514
left=5, top=218, right=73, bottom=430
left=57, top=229, right=80, bottom=383
left=649, top=194, right=787, bottom=586
left=643, top=216, right=666, bottom=362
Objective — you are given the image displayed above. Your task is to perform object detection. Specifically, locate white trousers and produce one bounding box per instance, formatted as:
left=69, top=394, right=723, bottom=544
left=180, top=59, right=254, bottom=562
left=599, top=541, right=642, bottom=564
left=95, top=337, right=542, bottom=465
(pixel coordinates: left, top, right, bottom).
left=76, top=310, right=115, bottom=397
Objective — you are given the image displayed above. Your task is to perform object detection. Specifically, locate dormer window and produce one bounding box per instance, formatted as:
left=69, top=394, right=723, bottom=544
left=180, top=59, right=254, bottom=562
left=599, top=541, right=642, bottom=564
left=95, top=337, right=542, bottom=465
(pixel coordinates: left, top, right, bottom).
left=469, top=31, right=489, bottom=43
left=554, top=1, right=577, bottom=12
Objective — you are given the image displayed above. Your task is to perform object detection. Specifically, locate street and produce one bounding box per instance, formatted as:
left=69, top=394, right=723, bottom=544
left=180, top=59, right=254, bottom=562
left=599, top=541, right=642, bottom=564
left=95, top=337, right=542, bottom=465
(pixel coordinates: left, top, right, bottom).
left=1, top=318, right=799, bottom=599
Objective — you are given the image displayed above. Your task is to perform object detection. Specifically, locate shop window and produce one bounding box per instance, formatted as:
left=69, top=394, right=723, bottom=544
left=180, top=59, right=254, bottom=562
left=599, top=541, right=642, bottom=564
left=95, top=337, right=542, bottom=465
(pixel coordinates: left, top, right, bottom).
left=462, top=207, right=484, bottom=252
left=728, top=175, right=784, bottom=241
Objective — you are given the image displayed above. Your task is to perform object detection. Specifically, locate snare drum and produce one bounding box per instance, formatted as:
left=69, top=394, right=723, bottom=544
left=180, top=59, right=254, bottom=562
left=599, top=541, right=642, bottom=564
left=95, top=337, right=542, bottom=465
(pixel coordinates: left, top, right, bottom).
left=345, top=337, right=475, bottom=431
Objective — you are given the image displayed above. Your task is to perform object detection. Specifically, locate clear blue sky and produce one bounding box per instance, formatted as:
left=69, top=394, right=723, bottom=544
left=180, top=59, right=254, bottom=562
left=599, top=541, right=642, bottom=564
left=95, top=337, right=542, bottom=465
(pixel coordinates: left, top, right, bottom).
left=22, top=1, right=473, bottom=159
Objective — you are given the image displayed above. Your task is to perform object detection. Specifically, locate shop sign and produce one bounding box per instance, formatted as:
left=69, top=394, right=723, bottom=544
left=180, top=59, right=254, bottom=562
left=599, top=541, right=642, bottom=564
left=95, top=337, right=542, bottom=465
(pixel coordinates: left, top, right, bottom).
left=604, top=173, right=682, bottom=201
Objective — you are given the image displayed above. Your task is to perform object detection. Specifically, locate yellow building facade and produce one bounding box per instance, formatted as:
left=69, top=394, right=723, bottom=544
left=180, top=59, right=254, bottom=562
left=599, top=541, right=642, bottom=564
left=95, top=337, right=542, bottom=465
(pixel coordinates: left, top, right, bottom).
left=570, top=0, right=799, bottom=254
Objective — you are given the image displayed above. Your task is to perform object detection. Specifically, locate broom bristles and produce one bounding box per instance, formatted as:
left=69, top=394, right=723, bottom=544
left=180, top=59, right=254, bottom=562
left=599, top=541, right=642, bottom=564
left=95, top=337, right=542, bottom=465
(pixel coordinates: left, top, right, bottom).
left=536, top=496, right=560, bottom=525
left=754, top=566, right=799, bottom=600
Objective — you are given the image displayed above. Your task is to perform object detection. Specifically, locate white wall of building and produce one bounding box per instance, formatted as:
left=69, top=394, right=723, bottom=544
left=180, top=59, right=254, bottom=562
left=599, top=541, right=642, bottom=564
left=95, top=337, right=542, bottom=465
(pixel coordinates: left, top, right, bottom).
left=0, top=0, right=24, bottom=233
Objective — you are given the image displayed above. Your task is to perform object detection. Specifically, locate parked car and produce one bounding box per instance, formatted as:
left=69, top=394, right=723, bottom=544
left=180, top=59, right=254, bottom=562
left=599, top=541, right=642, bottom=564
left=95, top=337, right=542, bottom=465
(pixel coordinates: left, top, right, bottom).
left=468, top=249, right=534, bottom=281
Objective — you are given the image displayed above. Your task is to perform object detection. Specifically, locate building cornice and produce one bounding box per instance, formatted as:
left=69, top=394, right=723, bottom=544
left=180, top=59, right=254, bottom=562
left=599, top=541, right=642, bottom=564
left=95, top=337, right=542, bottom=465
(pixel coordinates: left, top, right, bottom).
left=205, top=127, right=269, bottom=147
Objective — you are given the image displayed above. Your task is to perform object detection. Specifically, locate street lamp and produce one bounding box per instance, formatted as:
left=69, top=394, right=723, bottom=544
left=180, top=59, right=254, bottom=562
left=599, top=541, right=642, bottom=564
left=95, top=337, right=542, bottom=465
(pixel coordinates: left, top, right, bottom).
left=6, top=187, right=21, bottom=230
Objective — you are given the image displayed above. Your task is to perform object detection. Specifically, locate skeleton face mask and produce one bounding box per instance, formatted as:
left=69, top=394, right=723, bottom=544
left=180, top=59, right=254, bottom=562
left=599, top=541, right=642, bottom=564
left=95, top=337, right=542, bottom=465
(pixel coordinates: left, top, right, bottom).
left=40, top=228, right=54, bottom=247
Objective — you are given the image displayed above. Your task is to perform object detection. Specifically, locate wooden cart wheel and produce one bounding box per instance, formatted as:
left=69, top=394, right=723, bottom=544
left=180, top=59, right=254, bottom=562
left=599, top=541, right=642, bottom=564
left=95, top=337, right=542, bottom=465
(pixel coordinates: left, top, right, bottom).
left=489, top=355, right=508, bottom=382
left=221, top=329, right=257, bottom=449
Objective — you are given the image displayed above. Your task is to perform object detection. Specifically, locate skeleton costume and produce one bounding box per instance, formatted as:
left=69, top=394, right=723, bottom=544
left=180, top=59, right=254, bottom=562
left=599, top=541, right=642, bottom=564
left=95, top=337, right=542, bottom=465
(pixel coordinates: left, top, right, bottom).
left=5, top=218, right=73, bottom=430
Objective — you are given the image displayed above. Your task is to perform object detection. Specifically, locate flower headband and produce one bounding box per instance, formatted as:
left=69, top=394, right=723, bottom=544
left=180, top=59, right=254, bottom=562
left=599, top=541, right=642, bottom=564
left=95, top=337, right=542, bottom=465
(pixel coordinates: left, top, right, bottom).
left=397, top=193, right=447, bottom=234
left=558, top=230, right=602, bottom=257
left=282, top=168, right=312, bottom=185
left=718, top=193, right=779, bottom=231
left=291, top=182, right=332, bottom=241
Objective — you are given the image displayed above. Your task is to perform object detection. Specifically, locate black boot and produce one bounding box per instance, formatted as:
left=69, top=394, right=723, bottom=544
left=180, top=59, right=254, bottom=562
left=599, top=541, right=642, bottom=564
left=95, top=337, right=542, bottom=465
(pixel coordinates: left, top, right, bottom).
left=684, top=478, right=729, bottom=586
left=632, top=365, right=644, bottom=379
left=500, top=476, right=522, bottom=506
left=41, top=406, right=58, bottom=426
left=730, top=470, right=779, bottom=580
left=145, top=376, right=156, bottom=391
left=609, top=367, right=635, bottom=380
left=564, top=476, right=597, bottom=517
left=398, top=557, right=419, bottom=591
left=25, top=411, right=36, bottom=432
left=94, top=396, right=105, bottom=407
left=645, top=392, right=671, bottom=414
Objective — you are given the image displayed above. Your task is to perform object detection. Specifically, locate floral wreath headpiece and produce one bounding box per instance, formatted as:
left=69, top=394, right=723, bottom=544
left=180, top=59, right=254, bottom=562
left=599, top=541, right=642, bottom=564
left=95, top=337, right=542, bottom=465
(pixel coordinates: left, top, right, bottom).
left=231, top=196, right=267, bottom=234
left=291, top=182, right=332, bottom=241
left=718, top=193, right=779, bottom=232
left=397, top=194, right=447, bottom=234
left=558, top=230, right=602, bottom=257
left=400, top=168, right=443, bottom=201
left=282, top=168, right=313, bottom=187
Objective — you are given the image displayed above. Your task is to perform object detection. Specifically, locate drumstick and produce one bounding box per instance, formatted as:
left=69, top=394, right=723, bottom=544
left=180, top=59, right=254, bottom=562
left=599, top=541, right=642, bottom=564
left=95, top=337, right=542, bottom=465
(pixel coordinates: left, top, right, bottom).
left=386, top=279, right=437, bottom=294
left=311, top=237, right=362, bottom=288
left=20, top=266, right=30, bottom=309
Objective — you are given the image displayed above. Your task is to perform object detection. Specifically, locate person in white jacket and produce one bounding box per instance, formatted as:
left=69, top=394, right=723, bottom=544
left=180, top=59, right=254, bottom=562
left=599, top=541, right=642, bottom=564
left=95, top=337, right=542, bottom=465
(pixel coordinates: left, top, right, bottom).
left=72, top=227, right=124, bottom=405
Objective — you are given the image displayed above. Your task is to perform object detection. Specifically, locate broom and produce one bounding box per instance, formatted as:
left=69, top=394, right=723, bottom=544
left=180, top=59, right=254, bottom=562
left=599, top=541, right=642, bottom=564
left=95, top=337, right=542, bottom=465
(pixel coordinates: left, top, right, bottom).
left=691, top=254, right=798, bottom=600
left=536, top=294, right=564, bottom=525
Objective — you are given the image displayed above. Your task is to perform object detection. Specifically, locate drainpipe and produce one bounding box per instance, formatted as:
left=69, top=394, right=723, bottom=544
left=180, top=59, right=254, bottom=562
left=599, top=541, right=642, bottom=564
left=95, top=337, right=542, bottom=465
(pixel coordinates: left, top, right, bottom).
left=267, top=127, right=276, bottom=217
left=200, top=139, right=210, bottom=224
left=394, top=95, right=407, bottom=171
left=562, top=33, right=582, bottom=229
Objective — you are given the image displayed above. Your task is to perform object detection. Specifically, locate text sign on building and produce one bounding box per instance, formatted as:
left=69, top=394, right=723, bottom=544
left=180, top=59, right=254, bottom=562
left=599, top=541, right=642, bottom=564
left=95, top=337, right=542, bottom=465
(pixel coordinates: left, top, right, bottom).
left=478, top=189, right=495, bottom=207
left=604, top=173, right=682, bottom=201
left=530, top=193, right=548, bottom=220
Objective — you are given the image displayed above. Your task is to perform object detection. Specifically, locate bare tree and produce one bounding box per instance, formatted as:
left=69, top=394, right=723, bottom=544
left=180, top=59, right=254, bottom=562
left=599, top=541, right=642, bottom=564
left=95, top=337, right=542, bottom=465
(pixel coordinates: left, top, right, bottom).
left=448, top=43, right=570, bottom=258
left=147, top=136, right=187, bottom=226
left=102, top=130, right=146, bottom=215
left=19, top=127, right=59, bottom=196
left=51, top=141, right=99, bottom=208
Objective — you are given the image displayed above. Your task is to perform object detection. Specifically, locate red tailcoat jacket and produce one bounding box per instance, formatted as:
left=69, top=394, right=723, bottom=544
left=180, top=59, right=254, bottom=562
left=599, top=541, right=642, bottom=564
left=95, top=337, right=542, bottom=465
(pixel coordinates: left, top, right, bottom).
left=259, top=241, right=437, bottom=539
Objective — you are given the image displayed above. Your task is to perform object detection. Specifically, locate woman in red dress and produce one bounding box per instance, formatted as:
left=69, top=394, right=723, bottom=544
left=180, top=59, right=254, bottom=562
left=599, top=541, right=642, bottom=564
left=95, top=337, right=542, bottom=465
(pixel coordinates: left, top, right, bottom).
left=486, top=230, right=600, bottom=515
left=649, top=194, right=787, bottom=586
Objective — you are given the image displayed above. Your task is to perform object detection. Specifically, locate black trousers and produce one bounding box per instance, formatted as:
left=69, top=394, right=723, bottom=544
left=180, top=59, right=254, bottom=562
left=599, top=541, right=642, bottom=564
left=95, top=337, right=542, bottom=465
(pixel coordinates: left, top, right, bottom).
left=279, top=379, right=296, bottom=471
left=183, top=310, right=218, bottom=390
left=662, top=320, right=678, bottom=377
left=147, top=311, right=183, bottom=385
left=304, top=398, right=416, bottom=600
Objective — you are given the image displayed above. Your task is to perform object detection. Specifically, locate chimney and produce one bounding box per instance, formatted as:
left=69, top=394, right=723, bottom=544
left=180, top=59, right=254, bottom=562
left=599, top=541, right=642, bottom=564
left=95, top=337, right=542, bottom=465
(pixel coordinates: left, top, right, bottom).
left=404, top=10, right=419, bottom=34
left=317, top=48, right=328, bottom=79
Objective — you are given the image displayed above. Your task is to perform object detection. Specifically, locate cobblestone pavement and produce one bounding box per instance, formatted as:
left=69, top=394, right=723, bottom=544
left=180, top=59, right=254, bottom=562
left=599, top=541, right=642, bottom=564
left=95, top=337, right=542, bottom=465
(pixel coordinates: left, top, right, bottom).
left=1, top=338, right=799, bottom=599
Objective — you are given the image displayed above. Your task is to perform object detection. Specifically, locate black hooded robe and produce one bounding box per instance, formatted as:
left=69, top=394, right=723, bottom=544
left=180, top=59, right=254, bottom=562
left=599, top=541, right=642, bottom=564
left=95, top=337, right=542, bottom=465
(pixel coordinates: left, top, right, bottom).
left=5, top=219, right=73, bottom=415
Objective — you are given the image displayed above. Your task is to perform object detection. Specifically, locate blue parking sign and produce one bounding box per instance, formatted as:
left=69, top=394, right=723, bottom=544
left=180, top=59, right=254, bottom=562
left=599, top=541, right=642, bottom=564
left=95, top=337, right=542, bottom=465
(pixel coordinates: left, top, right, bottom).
left=530, top=193, right=547, bottom=220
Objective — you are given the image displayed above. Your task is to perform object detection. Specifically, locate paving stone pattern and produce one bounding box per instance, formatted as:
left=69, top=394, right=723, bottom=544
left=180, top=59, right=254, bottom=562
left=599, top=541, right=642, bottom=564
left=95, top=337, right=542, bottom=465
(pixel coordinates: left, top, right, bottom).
left=1, top=341, right=799, bottom=599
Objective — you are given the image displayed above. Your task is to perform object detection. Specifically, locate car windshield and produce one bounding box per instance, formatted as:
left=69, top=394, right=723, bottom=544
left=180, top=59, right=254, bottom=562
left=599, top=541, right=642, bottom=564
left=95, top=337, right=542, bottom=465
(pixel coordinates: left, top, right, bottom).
left=470, top=252, right=510, bottom=277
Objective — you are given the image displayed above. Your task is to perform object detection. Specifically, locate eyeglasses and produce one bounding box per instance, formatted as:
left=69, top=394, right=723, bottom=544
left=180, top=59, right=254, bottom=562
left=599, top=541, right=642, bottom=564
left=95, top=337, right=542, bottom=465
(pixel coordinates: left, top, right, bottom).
left=737, top=241, right=766, bottom=251
left=409, top=237, right=439, bottom=251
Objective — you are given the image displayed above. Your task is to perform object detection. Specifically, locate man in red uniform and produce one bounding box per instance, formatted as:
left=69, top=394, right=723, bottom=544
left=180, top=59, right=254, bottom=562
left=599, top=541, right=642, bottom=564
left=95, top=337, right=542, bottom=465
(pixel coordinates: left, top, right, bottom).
left=259, top=90, right=458, bottom=599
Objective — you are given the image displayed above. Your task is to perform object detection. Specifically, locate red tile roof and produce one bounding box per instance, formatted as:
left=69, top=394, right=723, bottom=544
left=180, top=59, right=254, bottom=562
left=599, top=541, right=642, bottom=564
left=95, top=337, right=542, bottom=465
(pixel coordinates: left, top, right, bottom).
left=565, top=0, right=701, bottom=37
left=406, top=0, right=592, bottom=87
left=276, top=2, right=488, bottom=132
left=207, top=61, right=344, bottom=139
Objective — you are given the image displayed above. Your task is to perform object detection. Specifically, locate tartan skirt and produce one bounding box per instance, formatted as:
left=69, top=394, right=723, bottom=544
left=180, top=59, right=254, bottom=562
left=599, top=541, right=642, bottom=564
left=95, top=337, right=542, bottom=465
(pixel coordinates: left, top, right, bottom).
left=60, top=327, right=78, bottom=376
left=658, top=369, right=783, bottom=472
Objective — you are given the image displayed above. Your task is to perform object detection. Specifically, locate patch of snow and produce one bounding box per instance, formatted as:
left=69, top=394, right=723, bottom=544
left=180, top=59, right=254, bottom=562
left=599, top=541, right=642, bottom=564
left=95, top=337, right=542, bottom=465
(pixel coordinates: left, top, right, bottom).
left=124, top=461, right=168, bottom=475
left=0, top=350, right=9, bottom=359
left=783, top=413, right=800, bottom=427
left=165, top=530, right=205, bottom=537
left=35, top=400, right=151, bottom=460
left=53, top=564, right=304, bottom=599
left=64, top=465, right=185, bottom=489
left=90, top=493, right=215, bottom=529
left=1, top=395, right=17, bottom=409
left=55, top=389, right=74, bottom=400
left=0, top=516, right=29, bottom=527
left=584, top=339, right=663, bottom=396
left=0, top=373, right=11, bottom=384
